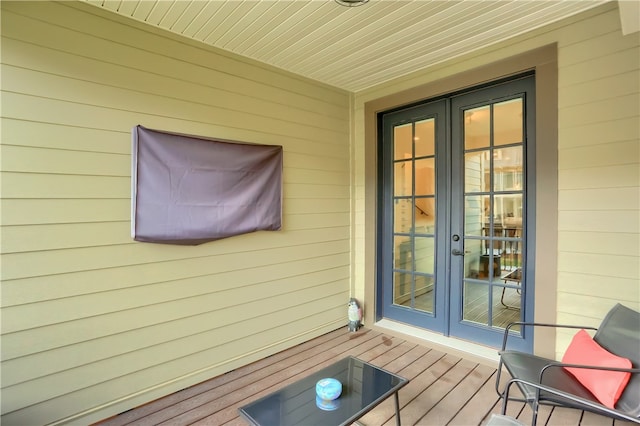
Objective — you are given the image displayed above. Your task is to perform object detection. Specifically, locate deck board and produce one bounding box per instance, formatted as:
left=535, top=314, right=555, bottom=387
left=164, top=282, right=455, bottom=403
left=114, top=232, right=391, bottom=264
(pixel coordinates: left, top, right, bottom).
left=417, top=363, right=496, bottom=425
left=449, top=370, right=502, bottom=425
left=96, top=327, right=628, bottom=426
left=393, top=356, right=476, bottom=426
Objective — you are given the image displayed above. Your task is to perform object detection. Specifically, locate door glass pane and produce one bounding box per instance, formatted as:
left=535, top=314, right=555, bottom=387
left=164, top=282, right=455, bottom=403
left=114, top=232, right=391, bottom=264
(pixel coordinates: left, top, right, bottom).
left=464, top=282, right=523, bottom=329
left=393, top=271, right=411, bottom=307
left=464, top=106, right=490, bottom=149
left=414, top=275, right=435, bottom=313
left=394, top=124, right=412, bottom=159
left=394, top=235, right=411, bottom=270
left=414, top=236, right=434, bottom=275
left=479, top=242, right=501, bottom=280
left=393, top=199, right=412, bottom=233
left=493, top=146, right=523, bottom=191
left=463, top=281, right=488, bottom=325
left=503, top=212, right=522, bottom=271
left=464, top=195, right=488, bottom=237
left=464, top=150, right=489, bottom=192
left=415, top=158, right=434, bottom=196
left=493, top=284, right=521, bottom=332
left=494, top=99, right=523, bottom=146
left=415, top=118, right=435, bottom=157
left=417, top=184, right=435, bottom=310
left=463, top=239, right=483, bottom=279
left=415, top=197, right=434, bottom=233
left=495, top=195, right=522, bottom=234
left=394, top=161, right=411, bottom=196
left=415, top=156, right=435, bottom=234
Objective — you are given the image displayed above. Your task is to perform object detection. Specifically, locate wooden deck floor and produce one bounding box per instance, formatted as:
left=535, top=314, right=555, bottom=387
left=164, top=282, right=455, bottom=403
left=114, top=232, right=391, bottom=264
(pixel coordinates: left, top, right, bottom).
left=96, top=327, right=633, bottom=426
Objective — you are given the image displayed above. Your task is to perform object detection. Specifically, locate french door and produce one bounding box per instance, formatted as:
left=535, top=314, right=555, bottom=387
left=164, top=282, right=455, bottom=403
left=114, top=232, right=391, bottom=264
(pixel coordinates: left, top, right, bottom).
left=379, top=75, right=535, bottom=351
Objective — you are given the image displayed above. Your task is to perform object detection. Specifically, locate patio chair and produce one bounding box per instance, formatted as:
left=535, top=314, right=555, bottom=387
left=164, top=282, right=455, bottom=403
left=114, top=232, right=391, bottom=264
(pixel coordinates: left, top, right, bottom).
left=495, top=303, right=640, bottom=425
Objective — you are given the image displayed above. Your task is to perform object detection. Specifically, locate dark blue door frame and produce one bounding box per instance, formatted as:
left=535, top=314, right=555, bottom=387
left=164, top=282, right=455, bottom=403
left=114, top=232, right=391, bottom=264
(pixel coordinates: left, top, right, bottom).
left=378, top=75, right=535, bottom=352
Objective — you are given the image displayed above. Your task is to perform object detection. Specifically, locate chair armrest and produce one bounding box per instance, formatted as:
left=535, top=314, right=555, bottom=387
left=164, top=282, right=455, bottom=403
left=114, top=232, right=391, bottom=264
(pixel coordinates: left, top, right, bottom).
left=540, top=362, right=640, bottom=382
left=501, top=322, right=598, bottom=351
left=503, top=377, right=640, bottom=424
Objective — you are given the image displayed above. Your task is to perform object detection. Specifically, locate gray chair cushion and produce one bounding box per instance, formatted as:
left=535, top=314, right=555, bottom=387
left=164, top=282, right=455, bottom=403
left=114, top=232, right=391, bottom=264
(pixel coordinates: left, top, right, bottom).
left=500, top=351, right=599, bottom=405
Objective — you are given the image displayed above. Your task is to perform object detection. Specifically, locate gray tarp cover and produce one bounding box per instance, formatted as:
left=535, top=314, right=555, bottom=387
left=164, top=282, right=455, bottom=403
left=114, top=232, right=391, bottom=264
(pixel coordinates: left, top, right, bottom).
left=132, top=125, right=282, bottom=245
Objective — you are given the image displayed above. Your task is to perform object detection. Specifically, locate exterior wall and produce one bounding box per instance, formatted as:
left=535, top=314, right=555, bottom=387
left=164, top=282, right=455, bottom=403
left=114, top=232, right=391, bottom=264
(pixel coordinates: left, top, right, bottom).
left=353, top=2, right=639, bottom=358
left=0, top=2, right=350, bottom=424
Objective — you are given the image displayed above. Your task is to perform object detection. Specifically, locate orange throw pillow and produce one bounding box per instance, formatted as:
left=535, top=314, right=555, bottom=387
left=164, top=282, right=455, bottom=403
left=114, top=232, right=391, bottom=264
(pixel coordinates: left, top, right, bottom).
left=562, top=329, right=632, bottom=408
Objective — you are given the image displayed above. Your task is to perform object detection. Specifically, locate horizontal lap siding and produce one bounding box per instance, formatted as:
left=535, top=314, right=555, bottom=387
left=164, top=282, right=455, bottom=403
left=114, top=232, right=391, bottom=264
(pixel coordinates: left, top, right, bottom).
left=0, top=2, right=350, bottom=424
left=556, top=5, right=640, bottom=353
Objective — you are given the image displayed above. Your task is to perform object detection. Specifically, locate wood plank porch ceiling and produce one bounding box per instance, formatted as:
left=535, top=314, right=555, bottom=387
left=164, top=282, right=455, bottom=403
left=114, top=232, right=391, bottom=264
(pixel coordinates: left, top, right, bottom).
left=96, top=327, right=631, bottom=425
left=83, top=0, right=609, bottom=92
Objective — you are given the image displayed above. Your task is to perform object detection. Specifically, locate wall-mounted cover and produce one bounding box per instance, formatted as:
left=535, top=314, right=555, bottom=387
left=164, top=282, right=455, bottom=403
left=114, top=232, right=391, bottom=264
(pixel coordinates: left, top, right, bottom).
left=132, top=125, right=283, bottom=245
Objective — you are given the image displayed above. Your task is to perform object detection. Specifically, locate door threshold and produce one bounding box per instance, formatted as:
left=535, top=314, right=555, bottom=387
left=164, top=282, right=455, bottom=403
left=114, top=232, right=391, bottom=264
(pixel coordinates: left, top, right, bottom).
left=373, top=319, right=499, bottom=367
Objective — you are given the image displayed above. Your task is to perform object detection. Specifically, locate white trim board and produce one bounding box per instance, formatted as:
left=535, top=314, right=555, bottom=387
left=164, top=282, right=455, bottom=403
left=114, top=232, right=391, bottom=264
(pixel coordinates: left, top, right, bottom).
left=374, top=319, right=501, bottom=367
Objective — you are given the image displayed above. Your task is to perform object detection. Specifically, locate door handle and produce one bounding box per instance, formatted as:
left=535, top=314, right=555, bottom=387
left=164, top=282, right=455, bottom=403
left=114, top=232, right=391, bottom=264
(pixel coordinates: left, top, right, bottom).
left=452, top=249, right=465, bottom=256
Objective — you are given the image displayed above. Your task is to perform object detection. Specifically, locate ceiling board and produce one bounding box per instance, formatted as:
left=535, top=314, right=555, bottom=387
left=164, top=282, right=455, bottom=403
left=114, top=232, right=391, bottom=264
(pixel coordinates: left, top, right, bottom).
left=83, top=0, right=611, bottom=92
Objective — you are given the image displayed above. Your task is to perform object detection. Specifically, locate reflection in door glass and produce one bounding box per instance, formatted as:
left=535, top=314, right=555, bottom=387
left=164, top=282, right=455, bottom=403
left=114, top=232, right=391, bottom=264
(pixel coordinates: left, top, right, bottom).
left=463, top=281, right=488, bottom=325
left=463, top=97, right=525, bottom=332
left=414, top=275, right=435, bottom=312
left=392, top=119, right=436, bottom=315
left=393, top=235, right=411, bottom=269
left=495, top=195, right=523, bottom=273
left=393, top=271, right=411, bottom=307
left=463, top=281, right=522, bottom=332
left=414, top=237, right=435, bottom=275
left=463, top=239, right=483, bottom=279
left=493, top=146, right=523, bottom=191
left=464, top=195, right=489, bottom=237
left=464, top=151, right=489, bottom=192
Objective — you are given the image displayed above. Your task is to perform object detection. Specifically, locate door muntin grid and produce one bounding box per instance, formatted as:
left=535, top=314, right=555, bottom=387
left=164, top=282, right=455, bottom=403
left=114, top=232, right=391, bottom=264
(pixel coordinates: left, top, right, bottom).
left=392, top=119, right=437, bottom=314
left=461, top=97, right=525, bottom=331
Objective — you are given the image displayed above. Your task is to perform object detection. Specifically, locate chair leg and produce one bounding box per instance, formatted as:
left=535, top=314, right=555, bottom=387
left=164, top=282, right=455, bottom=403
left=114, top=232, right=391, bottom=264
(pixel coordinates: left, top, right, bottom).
left=501, top=380, right=530, bottom=422
left=531, top=387, right=541, bottom=425
left=501, top=288, right=508, bottom=307
left=531, top=400, right=539, bottom=425
left=495, top=360, right=504, bottom=397
left=500, top=286, right=521, bottom=310
left=501, top=390, right=510, bottom=415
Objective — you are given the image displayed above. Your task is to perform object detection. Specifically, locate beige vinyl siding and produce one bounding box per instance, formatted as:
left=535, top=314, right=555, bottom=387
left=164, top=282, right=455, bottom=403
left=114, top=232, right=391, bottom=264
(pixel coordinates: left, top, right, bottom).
left=353, top=2, right=639, bottom=357
left=554, top=4, right=640, bottom=356
left=0, top=1, right=350, bottom=424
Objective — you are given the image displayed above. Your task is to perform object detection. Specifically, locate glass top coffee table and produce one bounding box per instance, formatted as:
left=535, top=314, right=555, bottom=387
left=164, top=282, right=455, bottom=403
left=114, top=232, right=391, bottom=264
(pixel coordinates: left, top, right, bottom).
left=238, top=356, right=408, bottom=426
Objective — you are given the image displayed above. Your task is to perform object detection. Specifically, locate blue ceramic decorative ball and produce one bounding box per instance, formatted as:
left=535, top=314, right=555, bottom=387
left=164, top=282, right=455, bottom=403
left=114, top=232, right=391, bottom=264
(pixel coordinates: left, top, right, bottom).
left=315, top=378, right=342, bottom=401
